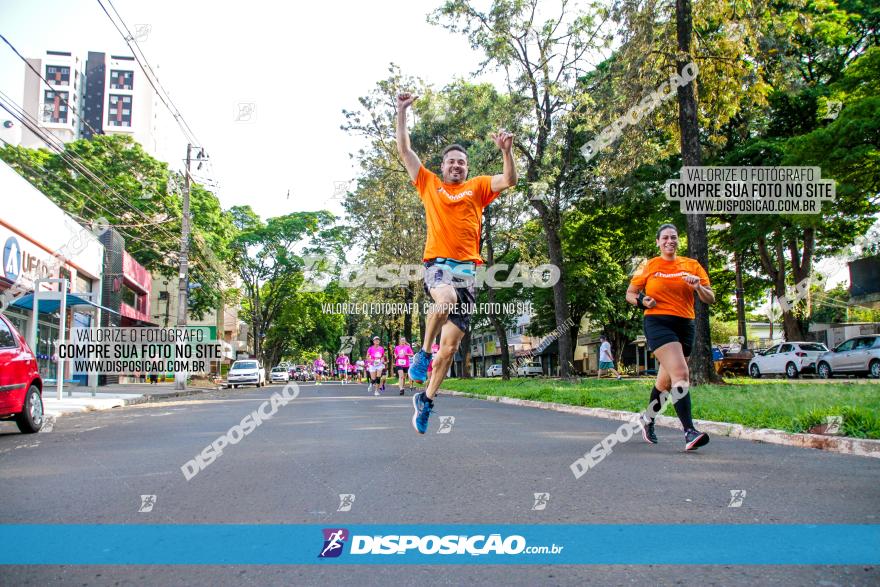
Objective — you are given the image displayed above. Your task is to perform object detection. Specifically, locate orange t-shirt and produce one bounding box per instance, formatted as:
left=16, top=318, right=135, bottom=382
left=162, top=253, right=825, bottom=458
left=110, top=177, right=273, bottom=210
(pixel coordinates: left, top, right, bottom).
left=413, top=166, right=500, bottom=263
left=629, top=256, right=710, bottom=319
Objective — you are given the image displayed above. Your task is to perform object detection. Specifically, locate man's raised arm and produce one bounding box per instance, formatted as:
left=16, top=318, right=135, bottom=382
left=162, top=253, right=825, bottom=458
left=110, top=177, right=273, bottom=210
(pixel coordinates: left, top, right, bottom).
left=490, top=130, right=517, bottom=193
left=396, top=93, right=422, bottom=181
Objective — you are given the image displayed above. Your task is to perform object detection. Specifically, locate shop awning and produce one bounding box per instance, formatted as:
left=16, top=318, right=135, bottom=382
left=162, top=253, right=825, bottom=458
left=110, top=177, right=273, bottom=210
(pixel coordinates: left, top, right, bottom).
left=10, top=293, right=119, bottom=314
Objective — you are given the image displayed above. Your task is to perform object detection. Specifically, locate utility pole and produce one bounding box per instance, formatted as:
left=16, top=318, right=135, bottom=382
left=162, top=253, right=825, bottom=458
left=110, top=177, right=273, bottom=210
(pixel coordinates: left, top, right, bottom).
left=175, top=143, right=192, bottom=390
left=163, top=282, right=170, bottom=327
left=734, top=252, right=748, bottom=349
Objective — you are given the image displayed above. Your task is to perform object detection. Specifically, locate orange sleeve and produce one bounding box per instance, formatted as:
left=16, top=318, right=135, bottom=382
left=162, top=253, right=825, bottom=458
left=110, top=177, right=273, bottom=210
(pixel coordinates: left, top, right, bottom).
left=630, top=258, right=651, bottom=289
left=413, top=166, right=433, bottom=199
left=692, top=259, right=710, bottom=286
left=479, top=175, right=501, bottom=207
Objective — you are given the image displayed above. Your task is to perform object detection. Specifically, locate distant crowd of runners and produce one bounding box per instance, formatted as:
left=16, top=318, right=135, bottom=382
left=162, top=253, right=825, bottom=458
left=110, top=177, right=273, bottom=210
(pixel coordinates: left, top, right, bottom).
left=307, top=335, right=439, bottom=397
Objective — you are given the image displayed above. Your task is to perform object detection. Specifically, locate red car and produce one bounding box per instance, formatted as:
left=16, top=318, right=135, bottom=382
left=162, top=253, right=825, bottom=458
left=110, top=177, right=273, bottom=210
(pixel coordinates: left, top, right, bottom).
left=0, top=313, right=44, bottom=433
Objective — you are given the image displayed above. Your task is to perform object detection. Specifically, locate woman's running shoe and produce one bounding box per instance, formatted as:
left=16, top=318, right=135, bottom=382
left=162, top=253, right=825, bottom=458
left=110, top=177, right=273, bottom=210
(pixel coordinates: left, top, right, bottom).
left=684, top=429, right=710, bottom=451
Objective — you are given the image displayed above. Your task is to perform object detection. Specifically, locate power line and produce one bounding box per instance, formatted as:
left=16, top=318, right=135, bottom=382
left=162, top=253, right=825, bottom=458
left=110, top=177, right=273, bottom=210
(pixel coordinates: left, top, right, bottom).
left=0, top=33, right=117, bottom=151
left=0, top=137, right=180, bottom=256
left=0, top=32, right=210, bottom=246
left=0, top=35, right=224, bottom=274
left=0, top=86, right=175, bottom=230
left=0, top=104, right=214, bottom=272
left=96, top=0, right=204, bottom=148
left=0, top=89, right=221, bottom=271
left=812, top=291, right=878, bottom=314
left=0, top=31, right=194, bottom=208
left=0, top=92, right=170, bottom=229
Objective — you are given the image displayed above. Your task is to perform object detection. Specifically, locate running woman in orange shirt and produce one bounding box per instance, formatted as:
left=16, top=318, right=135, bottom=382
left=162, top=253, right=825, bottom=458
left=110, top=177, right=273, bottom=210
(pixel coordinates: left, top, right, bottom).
left=626, top=223, right=715, bottom=450
left=396, top=91, right=518, bottom=434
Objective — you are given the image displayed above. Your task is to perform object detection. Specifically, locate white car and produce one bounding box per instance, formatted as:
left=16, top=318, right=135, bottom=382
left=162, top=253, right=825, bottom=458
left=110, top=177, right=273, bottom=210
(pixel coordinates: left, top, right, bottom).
left=817, top=335, right=880, bottom=379
left=516, top=361, right=543, bottom=377
left=486, top=363, right=503, bottom=377
left=269, top=366, right=290, bottom=383
left=226, top=359, right=266, bottom=388
left=748, top=341, right=829, bottom=379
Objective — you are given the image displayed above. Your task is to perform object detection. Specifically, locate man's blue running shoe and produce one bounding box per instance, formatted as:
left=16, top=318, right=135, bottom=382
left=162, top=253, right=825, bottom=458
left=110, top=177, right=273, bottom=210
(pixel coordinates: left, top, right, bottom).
left=409, top=350, right=431, bottom=383
left=412, top=391, right=433, bottom=434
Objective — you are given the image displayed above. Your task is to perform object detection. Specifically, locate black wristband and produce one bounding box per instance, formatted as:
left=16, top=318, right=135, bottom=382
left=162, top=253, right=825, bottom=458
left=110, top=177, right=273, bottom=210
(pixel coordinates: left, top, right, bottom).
left=637, top=292, right=647, bottom=310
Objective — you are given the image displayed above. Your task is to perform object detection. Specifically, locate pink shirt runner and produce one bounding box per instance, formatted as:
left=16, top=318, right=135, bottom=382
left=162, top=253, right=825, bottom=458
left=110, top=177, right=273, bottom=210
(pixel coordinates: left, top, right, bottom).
left=394, top=344, right=414, bottom=368
left=367, top=346, right=385, bottom=368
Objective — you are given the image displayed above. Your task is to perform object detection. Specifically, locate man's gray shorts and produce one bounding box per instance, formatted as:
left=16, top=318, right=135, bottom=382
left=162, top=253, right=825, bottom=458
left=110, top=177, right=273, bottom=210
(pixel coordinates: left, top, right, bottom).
left=423, top=259, right=476, bottom=333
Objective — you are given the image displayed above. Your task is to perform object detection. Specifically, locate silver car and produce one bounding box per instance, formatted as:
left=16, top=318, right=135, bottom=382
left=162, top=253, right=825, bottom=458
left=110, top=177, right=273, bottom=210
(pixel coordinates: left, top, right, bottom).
left=269, top=366, right=290, bottom=383
left=516, top=361, right=543, bottom=377
left=816, top=335, right=880, bottom=379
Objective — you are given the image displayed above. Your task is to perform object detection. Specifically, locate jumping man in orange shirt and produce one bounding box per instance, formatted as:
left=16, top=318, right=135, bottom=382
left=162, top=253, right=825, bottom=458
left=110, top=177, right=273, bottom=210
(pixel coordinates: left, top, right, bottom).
left=396, top=91, right=518, bottom=434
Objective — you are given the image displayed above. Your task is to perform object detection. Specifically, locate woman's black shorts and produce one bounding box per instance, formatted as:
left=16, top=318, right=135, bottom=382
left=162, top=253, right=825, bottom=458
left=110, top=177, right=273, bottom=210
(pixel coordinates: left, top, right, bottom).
left=643, top=314, right=696, bottom=357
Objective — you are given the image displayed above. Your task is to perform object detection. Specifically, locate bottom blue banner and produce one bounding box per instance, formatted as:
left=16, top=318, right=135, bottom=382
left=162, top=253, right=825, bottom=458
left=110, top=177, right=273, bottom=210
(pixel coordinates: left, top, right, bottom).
left=0, top=524, right=877, bottom=565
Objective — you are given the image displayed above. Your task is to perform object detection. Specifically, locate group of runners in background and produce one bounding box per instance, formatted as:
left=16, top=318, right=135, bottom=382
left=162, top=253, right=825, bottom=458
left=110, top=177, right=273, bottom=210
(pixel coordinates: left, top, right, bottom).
left=309, top=336, right=440, bottom=397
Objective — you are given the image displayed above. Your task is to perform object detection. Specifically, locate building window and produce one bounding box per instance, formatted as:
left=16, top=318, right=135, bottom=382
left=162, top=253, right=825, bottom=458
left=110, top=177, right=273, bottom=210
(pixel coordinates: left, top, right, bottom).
left=76, top=275, right=92, bottom=293
left=121, top=284, right=141, bottom=308
left=109, top=70, right=133, bottom=90
left=46, top=65, right=70, bottom=86
left=108, top=94, right=132, bottom=127
left=42, top=90, right=69, bottom=123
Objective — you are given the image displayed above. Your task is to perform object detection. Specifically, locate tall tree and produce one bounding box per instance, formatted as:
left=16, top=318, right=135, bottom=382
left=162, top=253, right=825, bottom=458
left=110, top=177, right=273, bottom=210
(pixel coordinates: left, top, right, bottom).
left=431, top=0, right=614, bottom=377
left=0, top=134, right=235, bottom=318
left=230, top=207, right=335, bottom=361
left=721, top=45, right=880, bottom=340
left=673, top=0, right=717, bottom=382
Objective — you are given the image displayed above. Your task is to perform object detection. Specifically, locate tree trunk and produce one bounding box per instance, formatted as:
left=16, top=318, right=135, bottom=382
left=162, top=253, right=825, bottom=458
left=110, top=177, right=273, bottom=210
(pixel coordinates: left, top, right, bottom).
left=676, top=0, right=721, bottom=385
left=252, top=315, right=261, bottom=360
left=734, top=251, right=748, bottom=349
left=787, top=230, right=814, bottom=337
left=403, top=284, right=413, bottom=342
left=460, top=328, right=472, bottom=378
left=483, top=206, right=512, bottom=380
left=549, top=226, right=573, bottom=378
left=610, top=333, right=628, bottom=371
left=492, top=316, right=510, bottom=380
left=569, top=321, right=580, bottom=375
left=758, top=233, right=809, bottom=341
left=417, top=312, right=426, bottom=351
left=783, top=312, right=805, bottom=340
left=531, top=198, right=573, bottom=378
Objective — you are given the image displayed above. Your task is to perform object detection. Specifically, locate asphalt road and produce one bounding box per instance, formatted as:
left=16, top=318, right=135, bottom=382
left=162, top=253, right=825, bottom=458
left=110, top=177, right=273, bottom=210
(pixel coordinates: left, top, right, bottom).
left=1, top=381, right=878, bottom=586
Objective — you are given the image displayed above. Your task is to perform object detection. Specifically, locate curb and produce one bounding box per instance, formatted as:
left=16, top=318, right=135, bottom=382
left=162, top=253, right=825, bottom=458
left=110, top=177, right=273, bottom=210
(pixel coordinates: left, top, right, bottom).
left=40, top=386, right=220, bottom=430
left=439, top=389, right=880, bottom=459
left=121, top=386, right=218, bottom=407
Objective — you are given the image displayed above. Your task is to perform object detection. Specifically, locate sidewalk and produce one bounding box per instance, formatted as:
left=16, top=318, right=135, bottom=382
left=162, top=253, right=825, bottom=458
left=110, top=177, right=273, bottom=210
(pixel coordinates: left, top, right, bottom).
left=41, top=383, right=219, bottom=422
